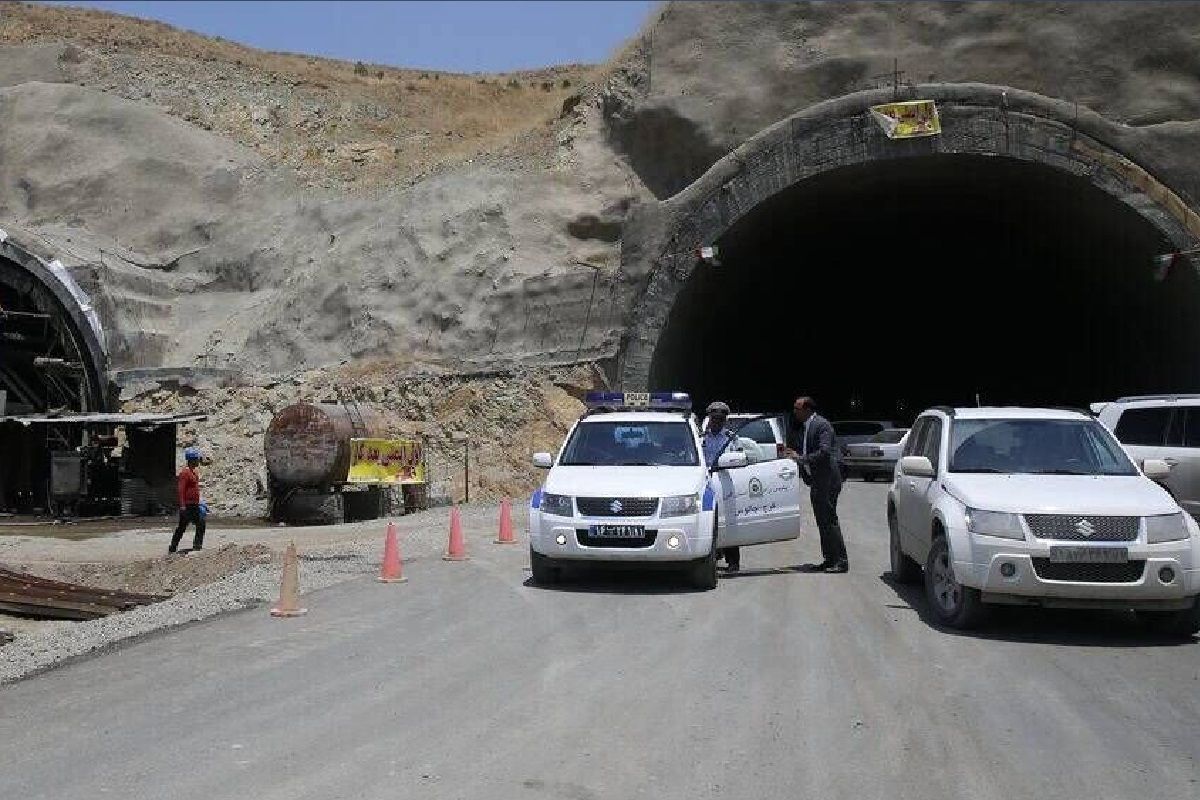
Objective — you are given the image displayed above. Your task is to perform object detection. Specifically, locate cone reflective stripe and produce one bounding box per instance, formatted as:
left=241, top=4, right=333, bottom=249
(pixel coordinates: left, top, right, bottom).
left=444, top=505, right=469, bottom=561
left=378, top=520, right=407, bottom=583
left=270, top=541, right=307, bottom=617
left=495, top=497, right=517, bottom=544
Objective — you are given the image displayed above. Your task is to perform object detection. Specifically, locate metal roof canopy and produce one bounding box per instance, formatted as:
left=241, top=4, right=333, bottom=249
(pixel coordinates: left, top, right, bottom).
left=0, top=412, right=207, bottom=428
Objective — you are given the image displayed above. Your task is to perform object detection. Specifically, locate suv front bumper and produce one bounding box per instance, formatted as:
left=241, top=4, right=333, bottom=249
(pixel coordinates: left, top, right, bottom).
left=954, top=540, right=1200, bottom=607
left=530, top=512, right=713, bottom=562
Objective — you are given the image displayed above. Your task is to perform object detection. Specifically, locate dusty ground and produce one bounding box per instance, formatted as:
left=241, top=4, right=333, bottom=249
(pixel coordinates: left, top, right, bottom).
left=0, top=502, right=517, bottom=673
left=2, top=482, right=1196, bottom=799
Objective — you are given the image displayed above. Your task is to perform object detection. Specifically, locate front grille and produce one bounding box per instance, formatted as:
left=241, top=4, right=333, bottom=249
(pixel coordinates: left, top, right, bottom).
left=576, top=497, right=659, bottom=517
left=1024, top=514, right=1139, bottom=542
left=1032, top=559, right=1145, bottom=583
left=576, top=529, right=658, bottom=548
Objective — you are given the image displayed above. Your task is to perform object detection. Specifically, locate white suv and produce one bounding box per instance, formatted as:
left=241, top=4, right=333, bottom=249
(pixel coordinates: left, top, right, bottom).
left=1092, top=394, right=1200, bottom=519
left=529, top=392, right=803, bottom=589
left=887, top=407, right=1200, bottom=634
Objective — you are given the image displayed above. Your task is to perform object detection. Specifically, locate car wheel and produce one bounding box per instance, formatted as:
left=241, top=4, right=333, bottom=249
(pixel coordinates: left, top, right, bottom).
left=530, top=549, right=560, bottom=585
left=924, top=536, right=986, bottom=629
left=1137, top=598, right=1200, bottom=637
left=888, top=508, right=921, bottom=584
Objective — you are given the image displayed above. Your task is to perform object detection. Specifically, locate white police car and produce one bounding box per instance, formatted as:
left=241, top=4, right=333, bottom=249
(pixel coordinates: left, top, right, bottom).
left=529, top=392, right=803, bottom=589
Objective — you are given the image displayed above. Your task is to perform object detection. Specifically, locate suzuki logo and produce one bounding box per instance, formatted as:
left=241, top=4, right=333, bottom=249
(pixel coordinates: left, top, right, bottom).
left=1075, top=518, right=1096, bottom=537
left=610, top=499, right=623, bottom=514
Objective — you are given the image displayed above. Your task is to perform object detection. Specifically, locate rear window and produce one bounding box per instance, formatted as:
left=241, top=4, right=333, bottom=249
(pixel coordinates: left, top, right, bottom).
left=1113, top=407, right=1172, bottom=446
left=734, top=419, right=778, bottom=444
left=834, top=421, right=886, bottom=437
left=870, top=428, right=908, bottom=444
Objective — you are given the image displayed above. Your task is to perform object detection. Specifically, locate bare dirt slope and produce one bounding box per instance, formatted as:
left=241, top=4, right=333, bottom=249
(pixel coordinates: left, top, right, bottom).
left=0, top=0, right=592, bottom=190
left=0, top=7, right=648, bottom=376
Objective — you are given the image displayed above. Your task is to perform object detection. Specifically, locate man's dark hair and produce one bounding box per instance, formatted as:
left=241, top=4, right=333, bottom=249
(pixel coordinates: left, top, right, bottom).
left=795, top=396, right=817, bottom=411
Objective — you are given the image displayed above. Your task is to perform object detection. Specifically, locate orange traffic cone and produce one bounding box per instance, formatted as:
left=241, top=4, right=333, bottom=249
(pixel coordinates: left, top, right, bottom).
left=495, top=497, right=517, bottom=544
left=443, top=505, right=469, bottom=561
left=270, top=541, right=308, bottom=617
left=378, top=521, right=407, bottom=583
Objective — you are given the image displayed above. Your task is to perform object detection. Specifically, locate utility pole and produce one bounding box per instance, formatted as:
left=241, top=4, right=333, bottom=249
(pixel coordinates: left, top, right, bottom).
left=870, top=57, right=906, bottom=100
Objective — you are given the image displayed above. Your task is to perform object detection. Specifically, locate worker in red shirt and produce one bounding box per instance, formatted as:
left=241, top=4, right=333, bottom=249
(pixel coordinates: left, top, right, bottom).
left=169, top=447, right=206, bottom=554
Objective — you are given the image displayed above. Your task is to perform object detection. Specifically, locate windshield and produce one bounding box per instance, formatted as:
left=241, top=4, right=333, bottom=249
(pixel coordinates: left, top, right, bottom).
left=871, top=428, right=908, bottom=444
left=949, top=418, right=1138, bottom=475
left=560, top=421, right=700, bottom=467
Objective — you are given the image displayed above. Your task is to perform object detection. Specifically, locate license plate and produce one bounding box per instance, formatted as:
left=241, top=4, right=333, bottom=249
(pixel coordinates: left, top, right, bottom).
left=589, top=524, right=645, bottom=538
left=870, top=449, right=884, bottom=457
left=1049, top=546, right=1128, bottom=564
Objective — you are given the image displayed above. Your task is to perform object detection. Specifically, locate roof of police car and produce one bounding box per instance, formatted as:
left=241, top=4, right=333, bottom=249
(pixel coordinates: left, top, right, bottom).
left=580, top=411, right=694, bottom=424
left=943, top=407, right=1090, bottom=420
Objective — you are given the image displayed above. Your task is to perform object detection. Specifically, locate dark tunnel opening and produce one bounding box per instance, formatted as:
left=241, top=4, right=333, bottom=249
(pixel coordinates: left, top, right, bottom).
left=648, top=154, right=1200, bottom=424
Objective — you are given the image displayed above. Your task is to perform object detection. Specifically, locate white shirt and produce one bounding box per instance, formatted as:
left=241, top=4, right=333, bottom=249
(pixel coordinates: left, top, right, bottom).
left=799, top=416, right=814, bottom=477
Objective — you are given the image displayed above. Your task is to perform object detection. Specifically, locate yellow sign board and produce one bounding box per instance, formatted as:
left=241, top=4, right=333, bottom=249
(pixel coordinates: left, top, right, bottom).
left=348, top=438, right=426, bottom=484
left=870, top=100, right=941, bottom=139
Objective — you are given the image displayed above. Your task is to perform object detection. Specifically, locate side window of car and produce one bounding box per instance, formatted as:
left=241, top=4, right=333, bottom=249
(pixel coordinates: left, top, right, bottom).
left=1181, top=407, right=1200, bottom=448
left=1114, top=407, right=1172, bottom=446
left=922, top=418, right=944, bottom=473
left=904, top=418, right=928, bottom=458
left=737, top=419, right=777, bottom=445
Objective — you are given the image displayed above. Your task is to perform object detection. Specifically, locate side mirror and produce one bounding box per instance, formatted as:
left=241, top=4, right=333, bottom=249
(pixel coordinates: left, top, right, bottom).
left=900, top=455, right=936, bottom=478
left=1142, top=458, right=1171, bottom=479
left=716, top=451, right=749, bottom=470
left=532, top=452, right=553, bottom=469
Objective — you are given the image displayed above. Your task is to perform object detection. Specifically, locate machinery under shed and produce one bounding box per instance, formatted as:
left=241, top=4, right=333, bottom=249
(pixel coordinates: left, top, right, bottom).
left=0, top=412, right=206, bottom=518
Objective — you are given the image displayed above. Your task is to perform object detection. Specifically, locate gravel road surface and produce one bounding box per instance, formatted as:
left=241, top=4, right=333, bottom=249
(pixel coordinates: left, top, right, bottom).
left=1, top=483, right=1197, bottom=799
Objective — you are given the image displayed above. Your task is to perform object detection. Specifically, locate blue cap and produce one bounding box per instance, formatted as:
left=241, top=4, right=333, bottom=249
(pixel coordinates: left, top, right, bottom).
left=184, top=447, right=201, bottom=461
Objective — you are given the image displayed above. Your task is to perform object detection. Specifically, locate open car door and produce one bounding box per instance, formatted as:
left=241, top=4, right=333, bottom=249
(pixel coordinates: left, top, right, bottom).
left=712, top=457, right=803, bottom=547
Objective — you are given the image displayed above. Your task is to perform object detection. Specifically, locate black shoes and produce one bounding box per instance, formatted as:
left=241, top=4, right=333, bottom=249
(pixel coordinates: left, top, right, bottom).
left=797, top=560, right=849, bottom=573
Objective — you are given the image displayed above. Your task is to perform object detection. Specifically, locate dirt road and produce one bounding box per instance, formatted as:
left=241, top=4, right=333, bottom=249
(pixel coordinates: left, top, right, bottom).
left=1, top=483, right=1197, bottom=799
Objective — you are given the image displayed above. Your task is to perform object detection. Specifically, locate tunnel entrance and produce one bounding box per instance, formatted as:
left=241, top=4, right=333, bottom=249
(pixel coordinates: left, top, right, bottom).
left=648, top=154, right=1200, bottom=422
left=0, top=248, right=106, bottom=416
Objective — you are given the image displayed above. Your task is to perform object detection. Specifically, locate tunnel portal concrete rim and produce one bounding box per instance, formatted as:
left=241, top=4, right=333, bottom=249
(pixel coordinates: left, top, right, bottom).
left=616, top=83, right=1200, bottom=391
left=0, top=234, right=109, bottom=412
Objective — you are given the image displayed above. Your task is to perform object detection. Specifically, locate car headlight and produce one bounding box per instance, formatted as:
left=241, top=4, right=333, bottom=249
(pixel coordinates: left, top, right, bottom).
left=541, top=493, right=574, bottom=517
left=660, top=494, right=700, bottom=518
left=1146, top=512, right=1189, bottom=543
left=965, top=507, right=1025, bottom=540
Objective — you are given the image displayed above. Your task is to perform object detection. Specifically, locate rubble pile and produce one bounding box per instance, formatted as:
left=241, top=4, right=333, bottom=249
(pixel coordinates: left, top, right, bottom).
left=121, top=363, right=606, bottom=517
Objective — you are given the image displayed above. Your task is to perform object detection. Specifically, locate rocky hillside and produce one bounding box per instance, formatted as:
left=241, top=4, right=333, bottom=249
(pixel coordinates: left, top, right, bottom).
left=1, top=1, right=593, bottom=190
left=5, top=1, right=1200, bottom=507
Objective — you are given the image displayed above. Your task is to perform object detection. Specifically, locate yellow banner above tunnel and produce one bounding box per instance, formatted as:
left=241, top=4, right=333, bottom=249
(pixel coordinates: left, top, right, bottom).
left=870, top=100, right=941, bottom=139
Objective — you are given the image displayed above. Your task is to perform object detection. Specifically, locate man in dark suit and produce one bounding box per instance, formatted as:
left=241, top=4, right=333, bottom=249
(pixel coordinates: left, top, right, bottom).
left=784, top=396, right=849, bottom=573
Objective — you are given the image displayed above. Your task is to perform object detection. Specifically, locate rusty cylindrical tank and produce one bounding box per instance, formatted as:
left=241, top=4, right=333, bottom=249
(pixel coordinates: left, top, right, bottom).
left=264, top=403, right=385, bottom=488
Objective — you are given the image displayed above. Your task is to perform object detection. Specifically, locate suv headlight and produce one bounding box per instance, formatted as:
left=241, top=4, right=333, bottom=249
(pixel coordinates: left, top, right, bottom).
left=541, top=493, right=574, bottom=517
left=1146, top=512, right=1189, bottom=543
left=660, top=494, right=700, bottom=518
left=965, top=508, right=1025, bottom=540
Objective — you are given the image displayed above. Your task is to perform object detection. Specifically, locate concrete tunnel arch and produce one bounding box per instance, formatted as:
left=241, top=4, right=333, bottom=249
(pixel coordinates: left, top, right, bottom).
left=0, top=232, right=109, bottom=414
left=615, top=84, right=1200, bottom=419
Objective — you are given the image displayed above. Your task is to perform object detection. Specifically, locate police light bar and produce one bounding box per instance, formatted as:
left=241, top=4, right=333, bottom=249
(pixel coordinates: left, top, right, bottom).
left=584, top=391, right=692, bottom=411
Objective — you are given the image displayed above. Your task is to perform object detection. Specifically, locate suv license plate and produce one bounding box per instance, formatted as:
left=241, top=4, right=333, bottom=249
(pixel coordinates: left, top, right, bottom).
left=1049, top=546, right=1128, bottom=564
left=589, top=524, right=645, bottom=538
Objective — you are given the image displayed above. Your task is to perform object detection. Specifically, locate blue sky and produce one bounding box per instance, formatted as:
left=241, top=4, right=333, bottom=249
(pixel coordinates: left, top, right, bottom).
left=45, top=1, right=656, bottom=72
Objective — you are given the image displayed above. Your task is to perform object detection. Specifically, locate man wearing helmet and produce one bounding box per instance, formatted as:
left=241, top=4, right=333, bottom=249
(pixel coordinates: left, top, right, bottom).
left=169, top=447, right=206, bottom=554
